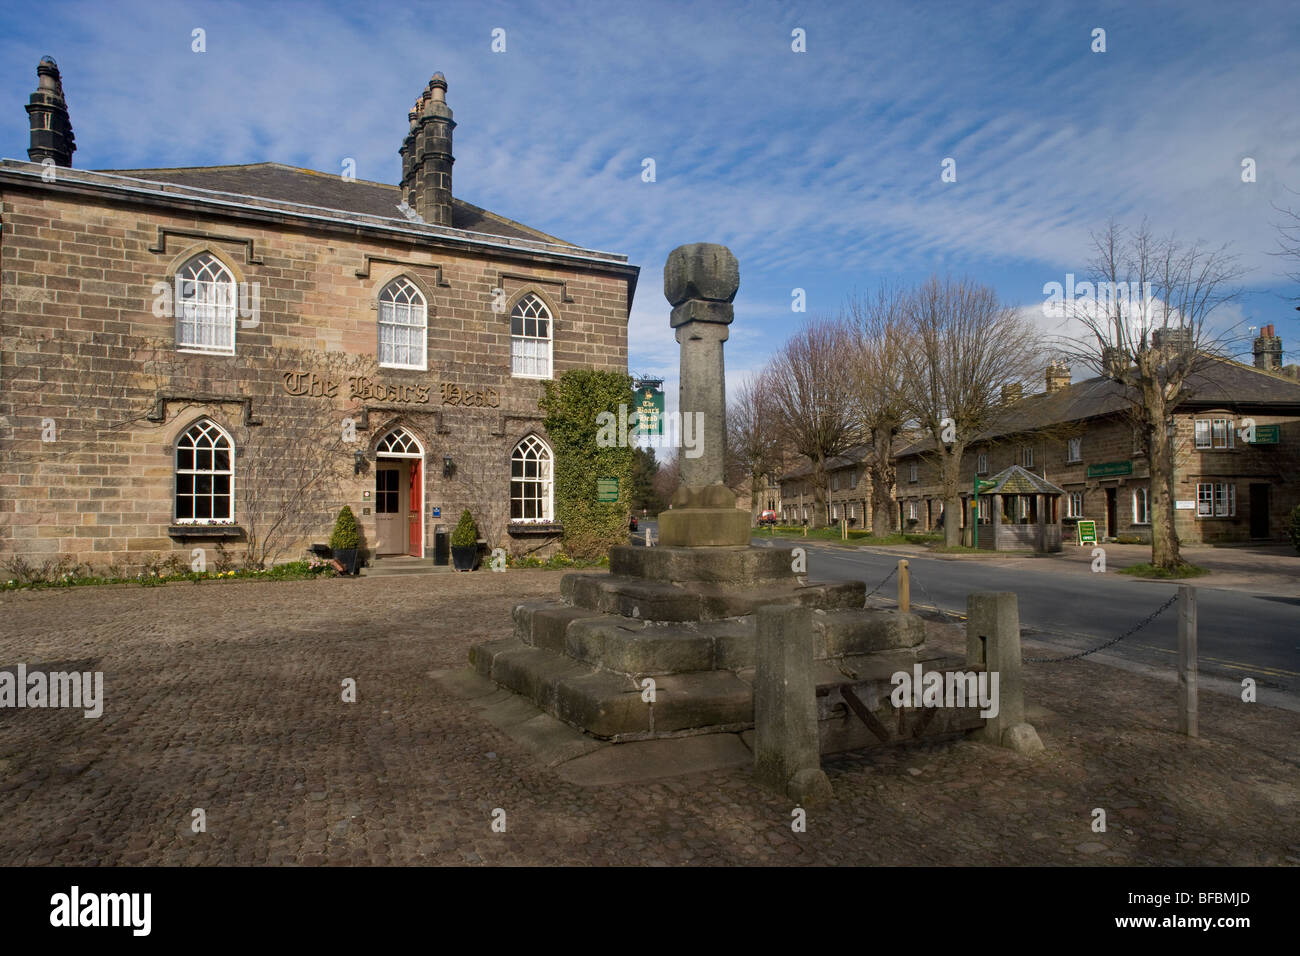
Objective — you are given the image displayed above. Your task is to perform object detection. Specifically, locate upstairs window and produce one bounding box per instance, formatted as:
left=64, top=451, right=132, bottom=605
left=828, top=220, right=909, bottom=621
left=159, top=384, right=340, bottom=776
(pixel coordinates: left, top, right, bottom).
left=1195, top=418, right=1233, bottom=450
left=908, top=462, right=918, bottom=483
left=1066, top=437, right=1082, bottom=463
left=175, top=419, right=233, bottom=523
left=511, top=294, right=553, bottom=379
left=976, top=452, right=988, bottom=475
left=176, top=253, right=236, bottom=354
left=378, top=278, right=427, bottom=370
left=1021, top=445, right=1034, bottom=468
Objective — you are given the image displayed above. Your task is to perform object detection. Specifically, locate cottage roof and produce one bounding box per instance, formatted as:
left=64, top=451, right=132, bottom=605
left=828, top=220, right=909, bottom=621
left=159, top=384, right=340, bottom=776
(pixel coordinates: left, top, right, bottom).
left=896, top=356, right=1300, bottom=459
left=97, top=162, right=573, bottom=246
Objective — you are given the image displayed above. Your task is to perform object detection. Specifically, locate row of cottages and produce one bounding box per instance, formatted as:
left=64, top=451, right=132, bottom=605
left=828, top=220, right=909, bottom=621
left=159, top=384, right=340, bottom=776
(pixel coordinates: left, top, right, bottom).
left=1, top=60, right=638, bottom=570
left=778, top=443, right=872, bottom=527
left=894, top=336, right=1300, bottom=546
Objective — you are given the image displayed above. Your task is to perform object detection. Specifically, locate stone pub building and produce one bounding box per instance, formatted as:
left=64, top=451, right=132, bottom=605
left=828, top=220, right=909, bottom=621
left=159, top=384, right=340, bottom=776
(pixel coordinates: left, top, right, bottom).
left=1, top=59, right=638, bottom=570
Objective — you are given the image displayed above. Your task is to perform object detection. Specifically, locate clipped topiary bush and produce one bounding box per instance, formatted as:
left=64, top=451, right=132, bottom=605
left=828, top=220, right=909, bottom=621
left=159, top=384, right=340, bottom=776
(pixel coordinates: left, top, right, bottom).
left=451, top=509, right=479, bottom=548
left=329, top=505, right=361, bottom=551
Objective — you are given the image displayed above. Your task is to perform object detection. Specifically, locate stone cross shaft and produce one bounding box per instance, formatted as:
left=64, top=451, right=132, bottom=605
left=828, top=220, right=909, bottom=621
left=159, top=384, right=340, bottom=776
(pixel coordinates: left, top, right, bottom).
left=664, top=243, right=738, bottom=489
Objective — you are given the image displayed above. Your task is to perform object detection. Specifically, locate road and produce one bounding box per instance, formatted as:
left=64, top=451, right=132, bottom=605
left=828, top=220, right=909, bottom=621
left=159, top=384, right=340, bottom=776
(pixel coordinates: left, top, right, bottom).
left=763, top=538, right=1300, bottom=702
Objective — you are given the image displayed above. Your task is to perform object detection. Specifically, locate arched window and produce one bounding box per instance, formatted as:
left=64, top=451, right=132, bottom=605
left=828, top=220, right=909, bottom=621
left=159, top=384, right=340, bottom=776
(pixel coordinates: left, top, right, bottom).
left=511, top=435, right=553, bottom=522
left=376, top=426, right=423, bottom=457
left=378, top=277, right=427, bottom=370
left=175, top=419, right=234, bottom=523
left=176, top=253, right=236, bottom=354
left=510, top=293, right=552, bottom=379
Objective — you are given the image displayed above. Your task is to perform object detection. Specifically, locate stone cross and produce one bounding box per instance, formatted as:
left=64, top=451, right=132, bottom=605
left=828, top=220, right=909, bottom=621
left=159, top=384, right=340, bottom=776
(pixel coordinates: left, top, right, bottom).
left=658, top=243, right=751, bottom=547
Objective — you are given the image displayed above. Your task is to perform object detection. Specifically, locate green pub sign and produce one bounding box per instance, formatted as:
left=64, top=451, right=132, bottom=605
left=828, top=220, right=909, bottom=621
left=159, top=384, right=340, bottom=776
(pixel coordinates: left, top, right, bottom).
left=597, top=477, right=620, bottom=502
left=636, top=387, right=665, bottom=437
left=1086, top=460, right=1133, bottom=478
left=1248, top=424, right=1280, bottom=444
left=1076, top=519, right=1098, bottom=545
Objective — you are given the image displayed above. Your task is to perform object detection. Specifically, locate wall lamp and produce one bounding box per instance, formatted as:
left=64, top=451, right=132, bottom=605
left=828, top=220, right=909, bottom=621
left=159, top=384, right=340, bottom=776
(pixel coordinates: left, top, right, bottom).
left=443, top=455, right=455, bottom=478
left=353, top=450, right=366, bottom=475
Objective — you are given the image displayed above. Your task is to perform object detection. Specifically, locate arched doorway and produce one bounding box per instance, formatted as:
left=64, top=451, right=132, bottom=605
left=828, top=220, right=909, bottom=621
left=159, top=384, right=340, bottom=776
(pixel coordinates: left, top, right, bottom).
left=374, top=426, right=424, bottom=557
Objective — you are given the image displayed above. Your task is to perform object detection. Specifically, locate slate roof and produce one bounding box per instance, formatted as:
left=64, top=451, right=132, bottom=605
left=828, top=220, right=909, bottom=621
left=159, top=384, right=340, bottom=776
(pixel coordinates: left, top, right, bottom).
left=896, top=356, right=1300, bottom=459
left=95, top=162, right=575, bottom=246
left=979, top=464, right=1065, bottom=496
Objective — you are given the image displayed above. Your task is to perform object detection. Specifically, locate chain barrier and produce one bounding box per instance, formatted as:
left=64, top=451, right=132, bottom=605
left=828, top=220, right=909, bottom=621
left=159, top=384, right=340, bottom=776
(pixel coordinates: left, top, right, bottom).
left=1023, top=592, right=1179, bottom=663
left=863, top=565, right=897, bottom=600
left=910, top=575, right=966, bottom=622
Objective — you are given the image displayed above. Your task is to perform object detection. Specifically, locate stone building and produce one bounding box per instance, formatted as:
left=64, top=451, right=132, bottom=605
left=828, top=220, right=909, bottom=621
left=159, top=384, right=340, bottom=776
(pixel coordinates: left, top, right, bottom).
left=0, top=59, right=639, bottom=571
left=894, top=344, right=1300, bottom=545
left=778, top=445, right=873, bottom=527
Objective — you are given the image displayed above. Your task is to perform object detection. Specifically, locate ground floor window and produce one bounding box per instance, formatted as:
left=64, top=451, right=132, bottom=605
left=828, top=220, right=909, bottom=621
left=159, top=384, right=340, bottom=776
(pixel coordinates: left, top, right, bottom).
left=510, top=435, right=554, bottom=521
left=175, top=419, right=233, bottom=523
left=1066, top=490, right=1084, bottom=518
left=907, top=501, right=918, bottom=521
left=1133, top=486, right=1150, bottom=524
left=1197, top=482, right=1235, bottom=517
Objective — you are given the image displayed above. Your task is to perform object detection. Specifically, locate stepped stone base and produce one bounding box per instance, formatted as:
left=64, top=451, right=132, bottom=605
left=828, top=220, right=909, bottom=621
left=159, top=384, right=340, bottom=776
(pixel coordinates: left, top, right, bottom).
left=468, top=544, right=937, bottom=742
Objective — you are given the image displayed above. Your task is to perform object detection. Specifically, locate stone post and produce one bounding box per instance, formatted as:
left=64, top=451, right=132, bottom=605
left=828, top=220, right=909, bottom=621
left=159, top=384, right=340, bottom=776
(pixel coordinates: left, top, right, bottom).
left=965, top=591, right=1043, bottom=754
left=658, top=243, right=751, bottom=547
left=754, top=605, right=833, bottom=805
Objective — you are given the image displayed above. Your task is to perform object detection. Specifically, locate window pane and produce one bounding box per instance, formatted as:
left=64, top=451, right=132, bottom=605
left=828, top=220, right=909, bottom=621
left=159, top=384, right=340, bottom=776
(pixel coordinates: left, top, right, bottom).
left=176, top=496, right=193, bottom=519
left=177, top=448, right=194, bottom=470
left=195, top=496, right=212, bottom=519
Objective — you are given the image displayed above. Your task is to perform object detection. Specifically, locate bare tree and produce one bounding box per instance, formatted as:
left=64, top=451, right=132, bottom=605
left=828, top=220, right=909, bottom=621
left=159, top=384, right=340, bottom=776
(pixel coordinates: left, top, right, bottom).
left=652, top=447, right=681, bottom=508
left=766, top=318, right=862, bottom=529
left=845, top=285, right=911, bottom=535
left=1055, top=220, right=1245, bottom=569
left=727, top=368, right=784, bottom=524
left=899, top=276, right=1044, bottom=547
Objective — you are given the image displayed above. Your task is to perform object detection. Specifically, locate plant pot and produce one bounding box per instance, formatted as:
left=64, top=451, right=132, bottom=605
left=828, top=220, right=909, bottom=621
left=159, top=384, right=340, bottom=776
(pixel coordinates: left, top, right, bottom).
left=332, top=548, right=359, bottom=575
left=451, top=545, right=477, bottom=572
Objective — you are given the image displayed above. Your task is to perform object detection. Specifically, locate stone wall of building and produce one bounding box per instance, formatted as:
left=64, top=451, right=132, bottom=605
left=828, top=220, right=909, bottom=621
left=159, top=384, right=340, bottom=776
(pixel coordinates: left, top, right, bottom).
left=0, top=188, right=630, bottom=569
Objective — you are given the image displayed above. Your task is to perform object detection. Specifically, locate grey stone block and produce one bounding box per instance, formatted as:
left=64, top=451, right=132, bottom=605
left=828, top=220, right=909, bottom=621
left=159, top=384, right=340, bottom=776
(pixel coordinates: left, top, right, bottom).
left=530, top=606, right=605, bottom=653
left=554, top=671, right=650, bottom=739
left=608, top=545, right=796, bottom=586
left=650, top=670, right=754, bottom=733
left=788, top=768, right=833, bottom=807
left=816, top=609, right=925, bottom=657
left=966, top=591, right=1027, bottom=747
left=1002, top=722, right=1044, bottom=754
left=752, top=605, right=823, bottom=797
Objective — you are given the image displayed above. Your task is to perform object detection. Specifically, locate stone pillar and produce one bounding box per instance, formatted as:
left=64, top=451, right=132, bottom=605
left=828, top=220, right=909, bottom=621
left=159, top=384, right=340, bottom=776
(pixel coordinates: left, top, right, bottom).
left=658, top=243, right=751, bottom=547
left=754, top=605, right=833, bottom=805
left=965, top=592, right=1043, bottom=754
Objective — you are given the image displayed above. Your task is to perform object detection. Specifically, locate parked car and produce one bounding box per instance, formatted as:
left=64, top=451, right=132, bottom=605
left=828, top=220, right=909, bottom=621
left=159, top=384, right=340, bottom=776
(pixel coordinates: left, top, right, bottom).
left=758, top=510, right=778, bottom=526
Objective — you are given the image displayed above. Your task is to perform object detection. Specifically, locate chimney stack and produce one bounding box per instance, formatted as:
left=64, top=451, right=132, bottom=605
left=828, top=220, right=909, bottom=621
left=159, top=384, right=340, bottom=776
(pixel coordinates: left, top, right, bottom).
left=1045, top=360, right=1071, bottom=393
left=1253, top=323, right=1283, bottom=371
left=1102, top=346, right=1127, bottom=379
left=1001, top=383, right=1023, bottom=405
left=26, top=57, right=75, bottom=168
left=398, top=73, right=455, bottom=227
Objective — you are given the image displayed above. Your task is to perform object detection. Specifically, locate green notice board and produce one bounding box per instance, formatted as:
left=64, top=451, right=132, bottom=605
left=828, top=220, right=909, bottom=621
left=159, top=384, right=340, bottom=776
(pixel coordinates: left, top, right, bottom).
left=1249, top=424, right=1280, bottom=444
left=597, top=477, right=620, bottom=502
left=1086, top=460, right=1133, bottom=478
left=1076, top=519, right=1098, bottom=545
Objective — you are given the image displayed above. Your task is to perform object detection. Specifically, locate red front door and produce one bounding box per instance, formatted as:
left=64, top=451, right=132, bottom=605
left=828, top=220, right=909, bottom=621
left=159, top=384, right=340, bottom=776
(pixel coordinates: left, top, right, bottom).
left=408, top=459, right=422, bottom=557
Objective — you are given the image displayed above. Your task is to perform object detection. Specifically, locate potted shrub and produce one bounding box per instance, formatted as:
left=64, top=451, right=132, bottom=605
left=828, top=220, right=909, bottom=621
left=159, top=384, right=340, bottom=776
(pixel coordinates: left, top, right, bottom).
left=329, top=505, right=362, bottom=576
left=450, top=509, right=479, bottom=571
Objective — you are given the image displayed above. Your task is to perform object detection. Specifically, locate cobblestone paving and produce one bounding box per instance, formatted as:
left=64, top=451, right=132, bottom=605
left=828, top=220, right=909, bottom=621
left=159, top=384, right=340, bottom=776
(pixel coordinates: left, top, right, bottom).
left=1, top=572, right=1296, bottom=865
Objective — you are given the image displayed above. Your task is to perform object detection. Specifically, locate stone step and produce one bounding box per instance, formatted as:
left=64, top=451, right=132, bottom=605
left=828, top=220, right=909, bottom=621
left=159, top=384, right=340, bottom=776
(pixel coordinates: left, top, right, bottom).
left=560, top=573, right=867, bottom=622
left=361, top=557, right=451, bottom=576
left=608, top=544, right=797, bottom=586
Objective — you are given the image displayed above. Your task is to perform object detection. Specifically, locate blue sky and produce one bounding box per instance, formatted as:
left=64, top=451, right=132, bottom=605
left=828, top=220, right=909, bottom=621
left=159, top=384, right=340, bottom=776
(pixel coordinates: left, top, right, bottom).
left=3, top=0, right=1298, bottom=418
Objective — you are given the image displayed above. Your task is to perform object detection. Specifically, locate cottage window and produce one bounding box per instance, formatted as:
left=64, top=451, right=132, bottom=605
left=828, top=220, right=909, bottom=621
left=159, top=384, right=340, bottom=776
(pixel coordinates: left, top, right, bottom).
left=908, top=462, right=918, bottom=483
left=976, top=452, right=988, bottom=475
left=175, top=419, right=233, bottom=523
left=1067, top=491, right=1084, bottom=518
left=832, top=473, right=840, bottom=491
left=1196, top=482, right=1235, bottom=517
left=907, top=501, right=917, bottom=520
left=511, top=294, right=553, bottom=379
left=1066, top=437, right=1082, bottom=463
left=378, top=278, right=427, bottom=370
left=175, top=254, right=236, bottom=354
left=1022, top=445, right=1034, bottom=468
left=1133, top=487, right=1150, bottom=524
left=1195, top=418, right=1233, bottom=449
left=511, top=435, right=554, bottom=521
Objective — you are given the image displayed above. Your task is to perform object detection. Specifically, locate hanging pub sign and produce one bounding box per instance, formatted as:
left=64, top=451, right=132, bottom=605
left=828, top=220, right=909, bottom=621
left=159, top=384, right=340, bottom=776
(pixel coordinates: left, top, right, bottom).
left=635, top=386, right=664, bottom=437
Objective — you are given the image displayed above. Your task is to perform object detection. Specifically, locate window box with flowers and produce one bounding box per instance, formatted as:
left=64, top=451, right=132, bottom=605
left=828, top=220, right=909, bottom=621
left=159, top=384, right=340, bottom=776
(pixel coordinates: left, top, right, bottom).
left=168, top=520, right=244, bottom=540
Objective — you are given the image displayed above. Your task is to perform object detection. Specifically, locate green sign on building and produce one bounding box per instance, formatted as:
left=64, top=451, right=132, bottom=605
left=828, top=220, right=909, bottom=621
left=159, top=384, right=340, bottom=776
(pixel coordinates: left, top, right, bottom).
left=1248, top=424, right=1280, bottom=444
left=635, top=386, right=664, bottom=437
left=1086, top=460, right=1133, bottom=478
left=597, top=477, right=620, bottom=502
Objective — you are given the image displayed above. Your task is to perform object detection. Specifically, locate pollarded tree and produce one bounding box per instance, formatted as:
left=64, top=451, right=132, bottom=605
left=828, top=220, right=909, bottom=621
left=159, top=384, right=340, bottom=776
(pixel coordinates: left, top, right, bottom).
left=845, top=284, right=910, bottom=535
left=1054, top=220, right=1244, bottom=570
left=899, top=276, right=1044, bottom=547
left=766, top=318, right=863, bottom=529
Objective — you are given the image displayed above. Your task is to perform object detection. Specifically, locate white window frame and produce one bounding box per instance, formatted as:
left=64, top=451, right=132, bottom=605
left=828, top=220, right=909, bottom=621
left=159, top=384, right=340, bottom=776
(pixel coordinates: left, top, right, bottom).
left=1066, top=437, right=1082, bottom=463
left=907, top=501, right=918, bottom=520
left=832, top=473, right=840, bottom=491
left=511, top=293, right=554, bottom=379
left=976, top=452, right=988, bottom=475
left=174, top=419, right=235, bottom=524
left=1196, top=482, right=1235, bottom=517
left=510, top=434, right=554, bottom=523
left=1195, top=418, right=1234, bottom=450
left=175, top=253, right=237, bottom=355
left=831, top=503, right=839, bottom=520
left=378, top=277, right=427, bottom=371
left=1067, top=491, right=1084, bottom=518
left=908, top=462, right=918, bottom=483
left=978, top=497, right=989, bottom=521
left=1133, top=486, right=1150, bottom=525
